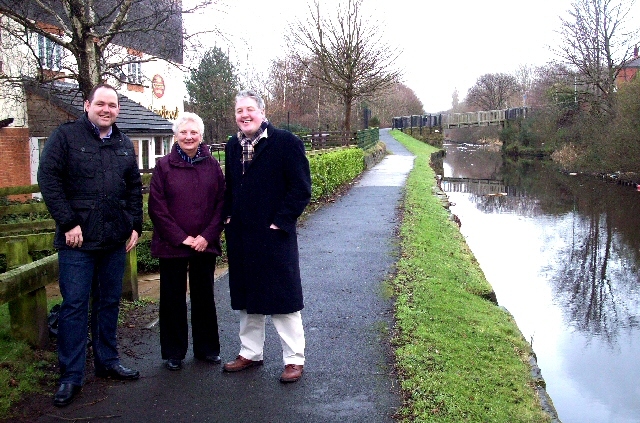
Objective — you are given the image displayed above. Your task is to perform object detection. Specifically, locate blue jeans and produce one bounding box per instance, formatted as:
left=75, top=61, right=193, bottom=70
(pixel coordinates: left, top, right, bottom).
left=57, top=246, right=125, bottom=385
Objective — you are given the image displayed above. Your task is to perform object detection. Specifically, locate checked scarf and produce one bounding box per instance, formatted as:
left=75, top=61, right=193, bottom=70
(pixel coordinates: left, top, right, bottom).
left=238, top=119, right=269, bottom=174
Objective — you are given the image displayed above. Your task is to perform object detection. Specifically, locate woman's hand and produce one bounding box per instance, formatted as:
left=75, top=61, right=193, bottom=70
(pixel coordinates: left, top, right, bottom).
left=190, top=235, right=208, bottom=252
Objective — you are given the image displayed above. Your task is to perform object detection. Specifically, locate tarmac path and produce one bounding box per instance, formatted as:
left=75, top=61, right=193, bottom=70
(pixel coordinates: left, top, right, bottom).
left=38, top=128, right=415, bottom=423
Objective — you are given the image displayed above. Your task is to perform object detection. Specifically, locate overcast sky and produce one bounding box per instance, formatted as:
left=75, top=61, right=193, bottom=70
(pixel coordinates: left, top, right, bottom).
left=186, top=0, right=640, bottom=113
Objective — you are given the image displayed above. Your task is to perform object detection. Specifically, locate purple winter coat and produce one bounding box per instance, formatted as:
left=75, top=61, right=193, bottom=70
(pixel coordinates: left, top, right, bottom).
left=148, top=143, right=225, bottom=258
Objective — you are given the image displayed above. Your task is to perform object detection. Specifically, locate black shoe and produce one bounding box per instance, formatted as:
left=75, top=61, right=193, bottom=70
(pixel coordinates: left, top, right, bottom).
left=166, top=359, right=182, bottom=371
left=95, top=363, right=140, bottom=380
left=53, top=383, right=81, bottom=407
left=195, top=354, right=221, bottom=364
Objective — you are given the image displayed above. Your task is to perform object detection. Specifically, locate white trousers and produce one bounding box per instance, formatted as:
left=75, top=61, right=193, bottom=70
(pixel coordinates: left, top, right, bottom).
left=238, top=310, right=305, bottom=366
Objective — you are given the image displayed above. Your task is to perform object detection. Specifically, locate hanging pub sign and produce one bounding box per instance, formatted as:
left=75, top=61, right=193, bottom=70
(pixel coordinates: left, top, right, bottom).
left=152, top=74, right=165, bottom=98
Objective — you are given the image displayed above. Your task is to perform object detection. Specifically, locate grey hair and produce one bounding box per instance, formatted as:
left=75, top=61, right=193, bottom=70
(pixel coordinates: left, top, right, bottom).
left=172, top=112, right=205, bottom=136
left=235, top=90, right=265, bottom=110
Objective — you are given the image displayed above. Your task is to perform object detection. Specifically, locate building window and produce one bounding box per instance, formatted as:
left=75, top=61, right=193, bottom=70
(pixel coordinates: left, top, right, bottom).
left=154, top=136, right=172, bottom=157
left=38, top=138, right=46, bottom=159
left=127, top=59, right=142, bottom=85
left=139, top=139, right=149, bottom=169
left=37, top=34, right=62, bottom=70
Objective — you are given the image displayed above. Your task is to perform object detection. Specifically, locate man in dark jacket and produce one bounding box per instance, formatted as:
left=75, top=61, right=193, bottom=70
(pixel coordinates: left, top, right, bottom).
left=38, top=83, right=143, bottom=407
left=223, top=90, right=311, bottom=383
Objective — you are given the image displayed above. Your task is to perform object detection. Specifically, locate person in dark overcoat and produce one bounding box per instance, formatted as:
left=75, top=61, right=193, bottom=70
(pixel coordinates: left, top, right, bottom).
left=148, top=112, right=225, bottom=371
left=222, top=90, right=311, bottom=383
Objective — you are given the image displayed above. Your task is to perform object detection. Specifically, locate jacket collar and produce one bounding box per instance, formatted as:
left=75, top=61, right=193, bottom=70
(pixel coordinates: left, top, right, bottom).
left=168, top=143, right=211, bottom=167
left=251, top=122, right=274, bottom=161
left=80, top=113, right=122, bottom=143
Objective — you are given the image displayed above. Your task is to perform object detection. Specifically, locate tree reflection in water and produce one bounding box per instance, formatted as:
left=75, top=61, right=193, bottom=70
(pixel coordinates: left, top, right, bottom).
left=442, top=143, right=640, bottom=421
left=443, top=150, right=640, bottom=344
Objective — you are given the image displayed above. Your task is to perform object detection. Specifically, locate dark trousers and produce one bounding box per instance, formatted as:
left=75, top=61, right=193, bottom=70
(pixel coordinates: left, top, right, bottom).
left=58, top=246, right=125, bottom=385
left=159, top=255, right=220, bottom=360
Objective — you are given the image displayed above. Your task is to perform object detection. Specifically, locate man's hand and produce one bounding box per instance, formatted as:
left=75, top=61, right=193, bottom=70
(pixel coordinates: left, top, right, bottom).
left=125, top=230, right=139, bottom=253
left=65, top=225, right=83, bottom=248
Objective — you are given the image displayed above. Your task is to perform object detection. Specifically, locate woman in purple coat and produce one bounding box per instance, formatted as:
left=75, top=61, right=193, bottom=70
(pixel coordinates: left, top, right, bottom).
left=148, top=112, right=225, bottom=371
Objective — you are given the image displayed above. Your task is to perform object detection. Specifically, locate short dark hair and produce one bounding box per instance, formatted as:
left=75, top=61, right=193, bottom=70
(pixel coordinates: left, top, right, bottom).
left=86, top=83, right=119, bottom=105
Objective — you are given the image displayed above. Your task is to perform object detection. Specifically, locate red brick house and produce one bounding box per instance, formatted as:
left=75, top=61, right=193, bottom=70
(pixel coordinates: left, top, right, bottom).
left=0, top=3, right=185, bottom=190
left=616, top=46, right=640, bottom=85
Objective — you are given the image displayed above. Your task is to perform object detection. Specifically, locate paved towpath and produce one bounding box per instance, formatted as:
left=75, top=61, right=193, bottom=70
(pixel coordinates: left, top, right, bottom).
left=38, top=128, right=415, bottom=423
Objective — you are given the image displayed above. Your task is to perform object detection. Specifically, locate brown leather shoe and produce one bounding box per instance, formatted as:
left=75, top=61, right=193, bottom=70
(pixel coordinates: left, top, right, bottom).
left=223, top=355, right=263, bottom=372
left=280, top=364, right=304, bottom=383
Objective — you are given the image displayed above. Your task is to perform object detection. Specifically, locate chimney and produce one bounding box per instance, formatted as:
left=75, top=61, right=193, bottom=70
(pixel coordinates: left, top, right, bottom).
left=635, top=45, right=639, bottom=58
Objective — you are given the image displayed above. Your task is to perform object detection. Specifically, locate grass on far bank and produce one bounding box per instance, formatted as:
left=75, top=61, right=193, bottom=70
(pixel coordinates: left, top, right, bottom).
left=390, top=130, right=550, bottom=422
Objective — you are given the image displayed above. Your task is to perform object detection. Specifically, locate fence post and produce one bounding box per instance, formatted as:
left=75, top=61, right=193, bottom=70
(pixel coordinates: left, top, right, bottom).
left=7, top=238, right=49, bottom=348
left=122, top=248, right=139, bottom=301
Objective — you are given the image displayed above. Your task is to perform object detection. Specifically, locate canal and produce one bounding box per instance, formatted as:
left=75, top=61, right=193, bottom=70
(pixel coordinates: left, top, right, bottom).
left=440, top=142, right=640, bottom=423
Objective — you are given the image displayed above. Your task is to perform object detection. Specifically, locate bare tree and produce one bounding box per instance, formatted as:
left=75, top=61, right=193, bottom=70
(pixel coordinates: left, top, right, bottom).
left=288, top=0, right=401, bottom=134
left=555, top=0, right=639, bottom=115
left=265, top=57, right=320, bottom=130
left=528, top=62, right=577, bottom=109
left=0, top=0, right=219, bottom=98
left=466, top=73, right=520, bottom=110
left=451, top=88, right=460, bottom=111
left=369, top=82, right=423, bottom=127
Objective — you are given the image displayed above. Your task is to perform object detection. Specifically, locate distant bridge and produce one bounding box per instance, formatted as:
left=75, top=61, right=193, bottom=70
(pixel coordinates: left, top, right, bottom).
left=441, top=177, right=526, bottom=198
left=392, top=107, right=528, bottom=130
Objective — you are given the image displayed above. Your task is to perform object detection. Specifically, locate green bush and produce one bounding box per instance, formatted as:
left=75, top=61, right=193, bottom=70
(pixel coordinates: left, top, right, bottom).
left=135, top=240, right=158, bottom=273
left=308, top=148, right=364, bottom=202
left=141, top=173, right=152, bottom=190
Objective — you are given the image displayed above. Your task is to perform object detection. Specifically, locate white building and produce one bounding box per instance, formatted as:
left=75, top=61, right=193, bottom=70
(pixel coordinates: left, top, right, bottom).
left=0, top=6, right=187, bottom=188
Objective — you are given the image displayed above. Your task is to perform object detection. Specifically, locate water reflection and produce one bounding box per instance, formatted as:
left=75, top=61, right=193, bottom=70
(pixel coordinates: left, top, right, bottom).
left=440, top=143, right=640, bottom=422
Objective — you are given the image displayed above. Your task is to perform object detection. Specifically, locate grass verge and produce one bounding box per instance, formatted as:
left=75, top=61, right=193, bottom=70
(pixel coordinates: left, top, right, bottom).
left=390, top=130, right=550, bottom=422
left=0, top=296, right=156, bottom=418
left=0, top=302, right=57, bottom=417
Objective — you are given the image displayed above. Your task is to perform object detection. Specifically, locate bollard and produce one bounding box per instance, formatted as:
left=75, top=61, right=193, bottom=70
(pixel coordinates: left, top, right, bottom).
left=122, top=247, right=139, bottom=301
left=6, top=238, right=49, bottom=348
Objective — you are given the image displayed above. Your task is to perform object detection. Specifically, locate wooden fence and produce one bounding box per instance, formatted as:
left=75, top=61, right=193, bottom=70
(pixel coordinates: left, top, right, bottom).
left=298, top=129, right=379, bottom=151
left=0, top=185, right=141, bottom=348
left=205, top=128, right=379, bottom=154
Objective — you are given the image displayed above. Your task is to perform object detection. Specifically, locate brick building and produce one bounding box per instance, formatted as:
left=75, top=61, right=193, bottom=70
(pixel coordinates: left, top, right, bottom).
left=0, top=3, right=186, bottom=190
left=616, top=46, right=640, bottom=85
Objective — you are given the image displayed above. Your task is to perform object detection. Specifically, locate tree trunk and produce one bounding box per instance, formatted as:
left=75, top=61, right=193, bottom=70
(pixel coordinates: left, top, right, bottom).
left=76, top=37, right=103, bottom=99
left=343, top=96, right=352, bottom=136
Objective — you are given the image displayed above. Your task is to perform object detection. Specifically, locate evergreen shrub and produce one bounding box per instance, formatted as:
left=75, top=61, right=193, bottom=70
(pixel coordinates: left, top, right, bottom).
left=308, top=148, right=364, bottom=202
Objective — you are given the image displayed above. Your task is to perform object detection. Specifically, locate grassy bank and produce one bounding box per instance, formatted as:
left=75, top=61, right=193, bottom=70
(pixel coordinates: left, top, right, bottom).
left=0, top=304, right=57, bottom=416
left=390, top=130, right=550, bottom=422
